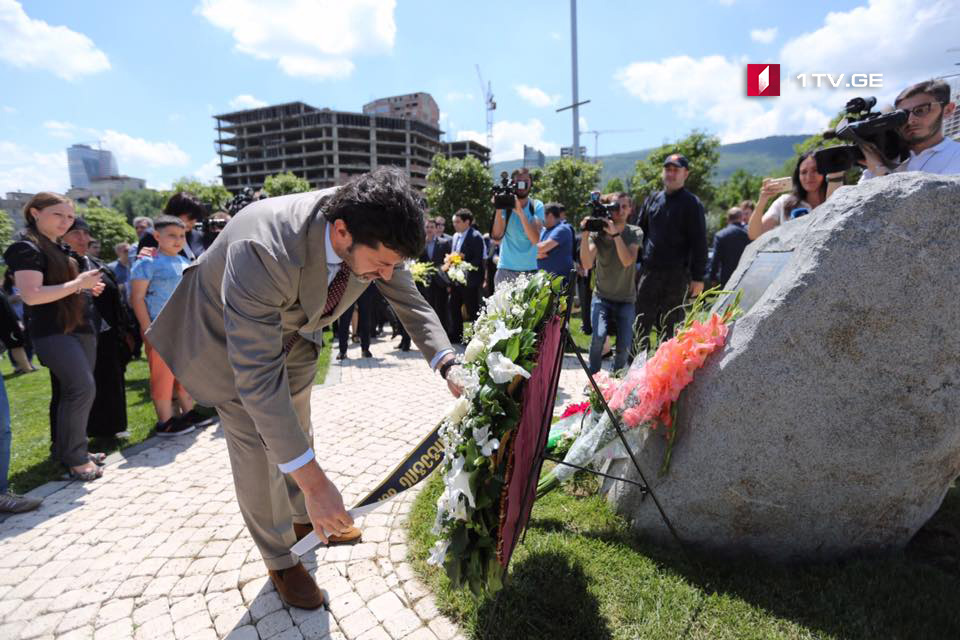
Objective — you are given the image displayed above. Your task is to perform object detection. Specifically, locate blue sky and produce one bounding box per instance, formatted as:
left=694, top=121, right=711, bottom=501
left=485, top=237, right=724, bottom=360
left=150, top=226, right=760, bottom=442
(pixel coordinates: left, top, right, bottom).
left=1, top=0, right=957, bottom=194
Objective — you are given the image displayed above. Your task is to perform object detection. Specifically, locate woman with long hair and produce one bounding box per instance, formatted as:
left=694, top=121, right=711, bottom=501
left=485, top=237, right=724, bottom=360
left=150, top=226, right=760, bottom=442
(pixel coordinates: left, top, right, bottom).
left=2, top=193, right=107, bottom=481
left=747, top=151, right=845, bottom=241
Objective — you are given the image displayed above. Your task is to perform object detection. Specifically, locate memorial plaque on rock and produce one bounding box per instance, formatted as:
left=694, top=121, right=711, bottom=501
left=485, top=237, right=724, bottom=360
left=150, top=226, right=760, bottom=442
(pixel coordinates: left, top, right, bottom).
left=719, top=250, right=793, bottom=315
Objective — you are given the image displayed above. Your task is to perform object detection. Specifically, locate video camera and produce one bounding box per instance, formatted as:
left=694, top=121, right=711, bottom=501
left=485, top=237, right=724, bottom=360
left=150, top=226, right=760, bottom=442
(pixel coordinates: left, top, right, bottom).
left=813, top=97, right=909, bottom=174
left=582, top=191, right=619, bottom=232
left=227, top=187, right=263, bottom=216
left=491, top=171, right=529, bottom=210
left=201, top=217, right=228, bottom=234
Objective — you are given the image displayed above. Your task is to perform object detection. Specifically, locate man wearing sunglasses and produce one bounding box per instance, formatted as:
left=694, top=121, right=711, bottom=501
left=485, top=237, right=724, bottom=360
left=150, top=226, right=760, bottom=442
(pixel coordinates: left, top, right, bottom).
left=861, top=79, right=960, bottom=179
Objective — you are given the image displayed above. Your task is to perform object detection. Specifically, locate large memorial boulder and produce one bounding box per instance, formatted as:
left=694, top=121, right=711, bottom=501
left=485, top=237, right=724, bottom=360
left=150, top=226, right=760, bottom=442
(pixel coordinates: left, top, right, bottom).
left=608, top=173, right=960, bottom=561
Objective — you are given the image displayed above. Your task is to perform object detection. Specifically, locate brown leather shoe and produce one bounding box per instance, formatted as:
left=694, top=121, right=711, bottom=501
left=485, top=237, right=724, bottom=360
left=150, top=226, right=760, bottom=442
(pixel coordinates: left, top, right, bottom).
left=293, top=522, right=363, bottom=545
left=268, top=562, right=326, bottom=609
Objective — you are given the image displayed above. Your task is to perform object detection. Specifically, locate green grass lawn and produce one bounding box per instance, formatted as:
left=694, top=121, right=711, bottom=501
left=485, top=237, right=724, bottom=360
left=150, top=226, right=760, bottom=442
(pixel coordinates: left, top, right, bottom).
left=4, top=328, right=332, bottom=495
left=408, top=466, right=960, bottom=640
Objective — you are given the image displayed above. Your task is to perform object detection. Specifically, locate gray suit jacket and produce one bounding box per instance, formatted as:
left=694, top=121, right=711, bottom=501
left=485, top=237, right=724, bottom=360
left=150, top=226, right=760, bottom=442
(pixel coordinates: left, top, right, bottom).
left=147, top=188, right=452, bottom=464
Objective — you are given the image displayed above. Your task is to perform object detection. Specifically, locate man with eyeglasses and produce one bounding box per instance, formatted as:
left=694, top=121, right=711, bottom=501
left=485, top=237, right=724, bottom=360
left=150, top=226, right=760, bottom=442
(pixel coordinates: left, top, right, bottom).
left=861, top=79, right=960, bottom=179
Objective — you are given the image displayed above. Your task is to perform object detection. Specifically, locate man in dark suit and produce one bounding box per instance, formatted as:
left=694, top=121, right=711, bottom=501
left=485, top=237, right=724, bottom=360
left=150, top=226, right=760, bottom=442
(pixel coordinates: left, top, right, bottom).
left=420, top=217, right=451, bottom=335
left=707, top=207, right=751, bottom=288
left=447, top=208, right=485, bottom=344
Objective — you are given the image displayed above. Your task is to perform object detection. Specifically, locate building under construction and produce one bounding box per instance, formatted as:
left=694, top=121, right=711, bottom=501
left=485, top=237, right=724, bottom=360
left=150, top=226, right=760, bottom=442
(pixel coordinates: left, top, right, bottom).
left=214, top=95, right=489, bottom=193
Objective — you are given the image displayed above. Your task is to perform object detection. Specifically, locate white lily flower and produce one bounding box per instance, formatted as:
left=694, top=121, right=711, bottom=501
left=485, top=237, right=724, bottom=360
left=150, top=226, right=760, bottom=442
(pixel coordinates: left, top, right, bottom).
left=485, top=351, right=531, bottom=384
left=487, top=320, right=520, bottom=349
left=445, top=455, right=475, bottom=508
left=480, top=437, right=499, bottom=457
left=427, top=538, right=451, bottom=566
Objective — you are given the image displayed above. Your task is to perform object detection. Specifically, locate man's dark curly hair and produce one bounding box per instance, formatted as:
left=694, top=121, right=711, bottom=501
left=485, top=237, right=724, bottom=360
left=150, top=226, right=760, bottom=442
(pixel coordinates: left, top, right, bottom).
left=323, top=167, right=425, bottom=258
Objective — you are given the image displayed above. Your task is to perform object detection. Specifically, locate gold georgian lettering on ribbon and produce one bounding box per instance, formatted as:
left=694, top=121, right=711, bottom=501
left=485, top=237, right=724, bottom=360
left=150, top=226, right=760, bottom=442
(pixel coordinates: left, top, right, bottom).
left=355, top=424, right=444, bottom=509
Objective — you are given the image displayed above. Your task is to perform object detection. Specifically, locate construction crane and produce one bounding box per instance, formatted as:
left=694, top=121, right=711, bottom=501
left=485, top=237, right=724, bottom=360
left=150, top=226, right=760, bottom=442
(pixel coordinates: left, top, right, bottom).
left=583, top=129, right=643, bottom=162
left=476, top=64, right=496, bottom=151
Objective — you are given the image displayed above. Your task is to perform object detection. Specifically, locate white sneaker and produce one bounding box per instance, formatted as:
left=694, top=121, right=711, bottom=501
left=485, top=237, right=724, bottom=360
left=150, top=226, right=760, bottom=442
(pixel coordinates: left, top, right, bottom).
left=115, top=431, right=131, bottom=439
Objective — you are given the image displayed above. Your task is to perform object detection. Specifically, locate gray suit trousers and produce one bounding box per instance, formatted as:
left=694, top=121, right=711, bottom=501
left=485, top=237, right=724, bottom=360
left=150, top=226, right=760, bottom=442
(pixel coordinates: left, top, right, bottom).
left=216, top=336, right=317, bottom=570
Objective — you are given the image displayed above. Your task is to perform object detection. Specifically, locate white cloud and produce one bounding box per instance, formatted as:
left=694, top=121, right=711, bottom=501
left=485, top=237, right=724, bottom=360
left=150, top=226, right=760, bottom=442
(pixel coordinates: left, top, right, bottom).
left=2, top=105, right=16, bottom=114
left=0, top=0, right=110, bottom=81
left=614, top=0, right=958, bottom=143
left=43, top=120, right=77, bottom=139
left=549, top=32, right=561, bottom=41
left=514, top=84, right=560, bottom=108
left=445, top=91, right=474, bottom=103
left=0, top=141, right=68, bottom=194
left=456, top=119, right=560, bottom=162
left=579, top=116, right=589, bottom=131
left=197, top=0, right=395, bottom=80
left=100, top=130, right=190, bottom=167
left=193, top=156, right=221, bottom=182
left=750, top=27, right=777, bottom=44
left=229, top=94, right=268, bottom=110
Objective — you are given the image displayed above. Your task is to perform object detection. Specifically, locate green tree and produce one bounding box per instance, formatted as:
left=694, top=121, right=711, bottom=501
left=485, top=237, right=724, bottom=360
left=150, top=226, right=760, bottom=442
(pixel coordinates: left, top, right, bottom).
left=263, top=171, right=311, bottom=197
left=604, top=177, right=626, bottom=194
left=715, top=169, right=764, bottom=211
left=630, top=130, right=721, bottom=209
left=0, top=209, right=14, bottom=255
left=78, top=199, right=136, bottom=261
left=425, top=154, right=494, bottom=230
left=170, top=178, right=231, bottom=213
left=539, top=157, right=602, bottom=224
left=780, top=111, right=862, bottom=183
left=112, top=189, right=167, bottom=224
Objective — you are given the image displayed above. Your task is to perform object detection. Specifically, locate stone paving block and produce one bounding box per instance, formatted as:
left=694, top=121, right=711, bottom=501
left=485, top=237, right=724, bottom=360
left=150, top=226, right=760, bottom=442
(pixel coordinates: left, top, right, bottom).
left=133, top=614, right=173, bottom=640
left=132, top=598, right=170, bottom=626
left=56, top=604, right=99, bottom=634
left=401, top=628, right=439, bottom=640
left=356, top=626, right=392, bottom=640
left=182, top=628, right=218, bottom=640
left=355, top=576, right=390, bottom=601
left=224, top=625, right=258, bottom=640
left=114, top=576, right=152, bottom=599
left=256, top=609, right=294, bottom=638
left=215, top=552, right=246, bottom=573
left=169, top=593, right=206, bottom=622
left=248, top=591, right=284, bottom=621
left=142, top=575, right=180, bottom=598
left=18, top=610, right=64, bottom=638
left=6, top=597, right=51, bottom=622
left=240, top=577, right=271, bottom=605
left=327, top=589, right=364, bottom=618
left=94, top=618, right=132, bottom=640
left=205, top=589, right=244, bottom=619
left=171, top=574, right=210, bottom=597
left=172, top=610, right=213, bottom=639
left=402, top=579, right=429, bottom=602
left=426, top=617, right=458, bottom=640
left=213, top=607, right=250, bottom=637
left=368, top=591, right=405, bottom=622
left=413, top=597, right=439, bottom=621
left=383, top=608, right=422, bottom=640
left=338, top=607, right=378, bottom=638
left=58, top=625, right=94, bottom=640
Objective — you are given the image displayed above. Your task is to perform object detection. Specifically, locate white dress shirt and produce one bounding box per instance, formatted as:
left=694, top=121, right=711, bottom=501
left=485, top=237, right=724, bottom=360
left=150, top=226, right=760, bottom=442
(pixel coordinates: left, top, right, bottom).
left=861, top=136, right=960, bottom=181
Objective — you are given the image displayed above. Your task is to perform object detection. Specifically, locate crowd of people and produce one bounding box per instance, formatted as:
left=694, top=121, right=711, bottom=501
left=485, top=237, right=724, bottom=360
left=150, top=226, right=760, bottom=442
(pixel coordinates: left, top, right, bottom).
left=0, top=77, right=957, bottom=525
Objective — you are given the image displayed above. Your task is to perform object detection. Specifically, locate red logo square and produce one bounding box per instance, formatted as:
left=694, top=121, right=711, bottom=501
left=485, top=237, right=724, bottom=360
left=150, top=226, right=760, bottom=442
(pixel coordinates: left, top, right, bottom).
left=747, top=64, right=780, bottom=97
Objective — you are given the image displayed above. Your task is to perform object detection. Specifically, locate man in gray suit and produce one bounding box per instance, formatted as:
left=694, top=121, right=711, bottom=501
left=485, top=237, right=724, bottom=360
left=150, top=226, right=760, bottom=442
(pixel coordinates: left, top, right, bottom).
left=147, top=169, right=458, bottom=609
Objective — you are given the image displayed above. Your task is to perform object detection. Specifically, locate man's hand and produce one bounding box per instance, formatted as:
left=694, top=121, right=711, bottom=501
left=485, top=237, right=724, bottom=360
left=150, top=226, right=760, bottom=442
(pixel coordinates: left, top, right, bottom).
left=302, top=472, right=353, bottom=545
left=858, top=141, right=888, bottom=175
left=137, top=246, right=158, bottom=260
left=438, top=353, right=463, bottom=397
left=689, top=280, right=704, bottom=297
left=90, top=282, right=106, bottom=297
left=603, top=218, right=617, bottom=236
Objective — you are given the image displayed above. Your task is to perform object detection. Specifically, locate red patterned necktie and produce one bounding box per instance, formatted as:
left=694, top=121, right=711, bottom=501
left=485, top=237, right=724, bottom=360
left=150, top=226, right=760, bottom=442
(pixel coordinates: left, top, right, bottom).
left=322, top=264, right=350, bottom=317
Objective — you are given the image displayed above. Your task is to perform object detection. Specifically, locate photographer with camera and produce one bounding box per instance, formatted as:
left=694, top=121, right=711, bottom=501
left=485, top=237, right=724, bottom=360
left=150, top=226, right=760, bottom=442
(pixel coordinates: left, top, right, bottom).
left=491, top=168, right=544, bottom=289
left=580, top=192, right=641, bottom=374
left=860, top=79, right=960, bottom=179
left=747, top=151, right=844, bottom=240
left=635, top=154, right=707, bottom=349
left=202, top=210, right=232, bottom=250
left=536, top=203, right=574, bottom=279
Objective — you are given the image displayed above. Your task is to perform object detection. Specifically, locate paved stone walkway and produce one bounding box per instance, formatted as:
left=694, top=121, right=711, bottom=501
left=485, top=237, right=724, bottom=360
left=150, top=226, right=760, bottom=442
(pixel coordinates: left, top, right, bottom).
left=0, top=333, right=588, bottom=640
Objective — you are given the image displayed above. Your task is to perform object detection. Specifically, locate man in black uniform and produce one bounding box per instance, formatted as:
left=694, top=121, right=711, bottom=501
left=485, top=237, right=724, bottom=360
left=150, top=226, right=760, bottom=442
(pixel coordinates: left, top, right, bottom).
left=635, top=153, right=708, bottom=350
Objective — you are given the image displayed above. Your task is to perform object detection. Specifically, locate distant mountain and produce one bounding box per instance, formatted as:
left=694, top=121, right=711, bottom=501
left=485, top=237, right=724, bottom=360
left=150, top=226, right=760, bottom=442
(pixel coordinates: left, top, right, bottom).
left=490, top=135, right=810, bottom=186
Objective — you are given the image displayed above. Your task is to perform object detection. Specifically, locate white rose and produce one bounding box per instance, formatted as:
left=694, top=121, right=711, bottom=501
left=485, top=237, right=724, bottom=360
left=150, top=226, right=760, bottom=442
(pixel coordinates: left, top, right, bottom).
left=445, top=397, right=470, bottom=424
left=464, top=338, right=485, bottom=363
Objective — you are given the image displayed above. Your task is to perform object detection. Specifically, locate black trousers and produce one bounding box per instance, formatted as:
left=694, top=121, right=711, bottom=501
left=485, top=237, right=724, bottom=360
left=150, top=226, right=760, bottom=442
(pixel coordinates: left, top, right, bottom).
left=448, top=284, right=481, bottom=343
left=337, top=286, right=375, bottom=354
left=577, top=270, right=593, bottom=333
left=634, top=267, right=689, bottom=352
left=425, top=282, right=449, bottom=335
